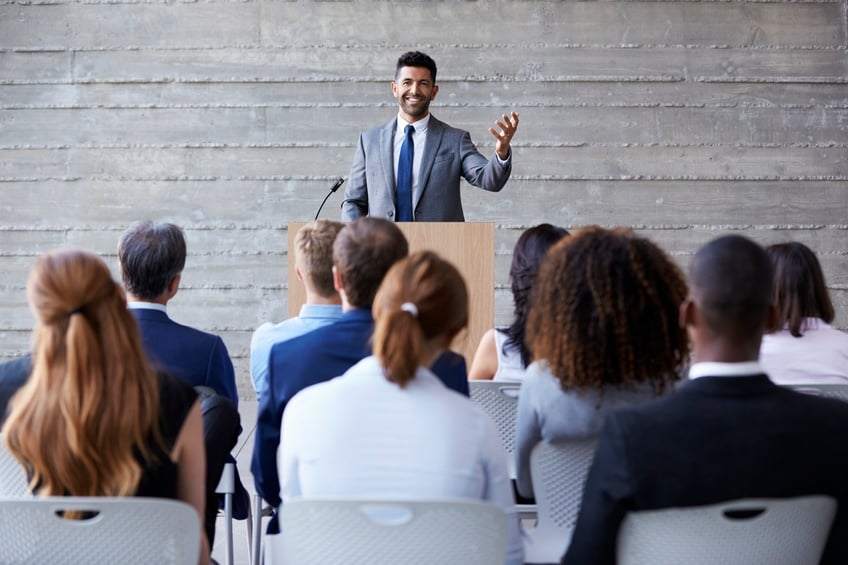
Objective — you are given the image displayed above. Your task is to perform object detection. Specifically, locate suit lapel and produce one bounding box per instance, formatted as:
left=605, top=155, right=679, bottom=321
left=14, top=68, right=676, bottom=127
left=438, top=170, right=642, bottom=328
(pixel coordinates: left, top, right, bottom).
left=415, top=116, right=444, bottom=212
left=379, top=119, right=397, bottom=210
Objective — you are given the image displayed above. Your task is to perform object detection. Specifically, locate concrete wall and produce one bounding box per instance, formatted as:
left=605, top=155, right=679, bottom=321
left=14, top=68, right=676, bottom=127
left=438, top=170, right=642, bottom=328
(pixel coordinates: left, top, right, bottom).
left=1, top=1, right=846, bottom=399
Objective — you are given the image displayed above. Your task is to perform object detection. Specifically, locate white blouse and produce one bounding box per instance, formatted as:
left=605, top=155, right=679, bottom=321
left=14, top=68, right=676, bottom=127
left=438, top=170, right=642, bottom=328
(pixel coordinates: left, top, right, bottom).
left=760, top=318, right=848, bottom=385
left=279, top=355, right=523, bottom=565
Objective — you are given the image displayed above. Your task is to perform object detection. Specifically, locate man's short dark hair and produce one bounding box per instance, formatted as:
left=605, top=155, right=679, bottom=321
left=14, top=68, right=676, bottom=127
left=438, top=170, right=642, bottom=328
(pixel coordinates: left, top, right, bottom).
left=689, top=234, right=774, bottom=341
left=333, top=217, right=408, bottom=309
left=396, top=51, right=437, bottom=83
left=118, top=220, right=186, bottom=300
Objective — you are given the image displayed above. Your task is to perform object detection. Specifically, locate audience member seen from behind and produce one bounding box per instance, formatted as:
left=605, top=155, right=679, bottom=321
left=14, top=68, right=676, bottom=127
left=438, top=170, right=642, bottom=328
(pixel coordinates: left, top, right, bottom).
left=563, top=235, right=848, bottom=565
left=759, top=241, right=848, bottom=384
left=279, top=251, right=523, bottom=565
left=469, top=223, right=568, bottom=381
left=515, top=227, right=688, bottom=499
left=250, top=219, right=345, bottom=400
left=2, top=249, right=209, bottom=564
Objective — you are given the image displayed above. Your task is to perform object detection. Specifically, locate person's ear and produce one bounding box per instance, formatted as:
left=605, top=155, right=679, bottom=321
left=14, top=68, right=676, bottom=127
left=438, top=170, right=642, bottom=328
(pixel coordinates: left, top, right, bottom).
left=679, top=296, right=697, bottom=330
left=430, top=84, right=439, bottom=101
left=167, top=274, right=181, bottom=300
left=332, top=266, right=343, bottom=292
left=295, top=264, right=304, bottom=283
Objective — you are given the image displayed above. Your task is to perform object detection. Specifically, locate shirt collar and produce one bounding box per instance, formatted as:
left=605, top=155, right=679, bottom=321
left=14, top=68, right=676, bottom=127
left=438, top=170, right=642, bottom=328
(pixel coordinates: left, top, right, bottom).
left=127, top=301, right=167, bottom=313
left=688, top=361, right=765, bottom=379
left=397, top=114, right=430, bottom=134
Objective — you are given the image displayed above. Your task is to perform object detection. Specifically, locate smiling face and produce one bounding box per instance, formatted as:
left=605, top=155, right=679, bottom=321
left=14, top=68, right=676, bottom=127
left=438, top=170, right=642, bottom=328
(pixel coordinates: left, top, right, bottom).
left=392, top=66, right=439, bottom=123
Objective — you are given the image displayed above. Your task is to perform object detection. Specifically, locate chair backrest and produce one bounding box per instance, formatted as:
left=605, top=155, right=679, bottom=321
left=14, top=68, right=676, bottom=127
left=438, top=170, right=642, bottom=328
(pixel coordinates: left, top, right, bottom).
left=616, top=495, right=837, bottom=565
left=469, top=381, right=521, bottom=467
left=0, top=435, right=29, bottom=496
left=272, top=498, right=507, bottom=565
left=0, top=496, right=201, bottom=565
left=524, top=438, right=598, bottom=562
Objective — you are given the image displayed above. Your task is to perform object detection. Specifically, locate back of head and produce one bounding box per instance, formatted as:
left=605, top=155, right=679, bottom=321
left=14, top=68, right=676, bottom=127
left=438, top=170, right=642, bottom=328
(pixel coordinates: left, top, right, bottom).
left=3, top=248, right=162, bottom=497
left=689, top=234, right=774, bottom=344
left=118, top=220, right=186, bottom=300
left=527, top=226, right=688, bottom=394
left=294, top=219, right=345, bottom=298
left=396, top=51, right=437, bottom=82
left=506, top=223, right=569, bottom=365
left=333, top=217, right=409, bottom=309
left=767, top=241, right=834, bottom=337
left=372, top=251, right=469, bottom=388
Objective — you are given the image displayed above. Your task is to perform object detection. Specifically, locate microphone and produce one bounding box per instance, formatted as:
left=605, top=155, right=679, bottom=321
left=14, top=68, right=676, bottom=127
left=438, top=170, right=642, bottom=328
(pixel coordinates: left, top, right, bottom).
left=314, top=178, right=345, bottom=221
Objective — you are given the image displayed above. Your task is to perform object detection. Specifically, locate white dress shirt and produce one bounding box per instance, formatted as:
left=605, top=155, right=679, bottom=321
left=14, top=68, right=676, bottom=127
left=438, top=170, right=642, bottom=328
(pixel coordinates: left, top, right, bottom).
left=760, top=318, right=848, bottom=384
left=280, top=355, right=523, bottom=565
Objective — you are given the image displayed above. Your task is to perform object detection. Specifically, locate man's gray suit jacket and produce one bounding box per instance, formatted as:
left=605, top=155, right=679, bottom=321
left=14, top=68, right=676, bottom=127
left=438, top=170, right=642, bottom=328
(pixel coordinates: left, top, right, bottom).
left=341, top=115, right=511, bottom=222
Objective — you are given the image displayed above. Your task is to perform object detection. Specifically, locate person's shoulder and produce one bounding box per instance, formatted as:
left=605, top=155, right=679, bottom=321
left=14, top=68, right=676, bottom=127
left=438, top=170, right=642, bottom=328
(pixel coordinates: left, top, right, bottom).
left=428, top=115, right=468, bottom=137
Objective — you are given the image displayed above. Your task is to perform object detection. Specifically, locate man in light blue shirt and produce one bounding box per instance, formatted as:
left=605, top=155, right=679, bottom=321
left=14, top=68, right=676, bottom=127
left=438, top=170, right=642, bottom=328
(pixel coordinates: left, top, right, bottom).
left=250, top=219, right=345, bottom=399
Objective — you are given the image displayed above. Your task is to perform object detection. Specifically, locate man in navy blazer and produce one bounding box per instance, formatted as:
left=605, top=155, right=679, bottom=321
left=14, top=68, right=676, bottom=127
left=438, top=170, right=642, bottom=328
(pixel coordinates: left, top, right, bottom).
left=563, top=235, right=848, bottom=565
left=252, top=217, right=469, bottom=532
left=342, top=51, right=519, bottom=222
left=119, top=220, right=242, bottom=549
left=0, top=354, right=31, bottom=424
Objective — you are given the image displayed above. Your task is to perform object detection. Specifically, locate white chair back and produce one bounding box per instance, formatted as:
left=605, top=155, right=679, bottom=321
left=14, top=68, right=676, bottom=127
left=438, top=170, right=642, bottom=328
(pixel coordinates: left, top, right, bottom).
left=523, top=438, right=598, bottom=563
left=0, top=496, right=201, bottom=565
left=0, top=435, right=29, bottom=496
left=469, top=381, right=521, bottom=475
left=272, top=498, right=507, bottom=565
left=617, top=495, right=837, bottom=565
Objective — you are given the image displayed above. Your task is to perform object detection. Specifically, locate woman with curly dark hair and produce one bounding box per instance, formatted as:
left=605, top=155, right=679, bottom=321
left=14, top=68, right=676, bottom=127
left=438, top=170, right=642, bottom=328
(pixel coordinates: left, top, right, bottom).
left=759, top=241, right=848, bottom=384
left=515, top=226, right=689, bottom=498
left=469, top=224, right=568, bottom=381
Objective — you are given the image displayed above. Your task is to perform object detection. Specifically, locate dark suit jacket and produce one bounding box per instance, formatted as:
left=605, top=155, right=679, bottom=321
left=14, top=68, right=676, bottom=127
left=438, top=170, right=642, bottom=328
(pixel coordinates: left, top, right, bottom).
left=341, top=115, right=511, bottom=221
left=130, top=307, right=237, bottom=406
left=251, top=308, right=469, bottom=528
left=563, top=374, right=848, bottom=565
left=0, top=354, right=31, bottom=424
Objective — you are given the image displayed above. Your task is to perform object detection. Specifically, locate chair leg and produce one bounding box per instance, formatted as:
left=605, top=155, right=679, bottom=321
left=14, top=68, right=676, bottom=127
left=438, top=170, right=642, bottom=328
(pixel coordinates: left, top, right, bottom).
left=214, top=462, right=236, bottom=565
left=251, top=495, right=263, bottom=565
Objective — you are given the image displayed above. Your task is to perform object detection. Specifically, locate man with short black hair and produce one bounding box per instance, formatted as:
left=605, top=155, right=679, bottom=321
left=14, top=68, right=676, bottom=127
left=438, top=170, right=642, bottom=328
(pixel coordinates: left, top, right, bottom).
left=342, top=51, right=519, bottom=222
left=119, top=220, right=241, bottom=551
left=563, top=235, right=848, bottom=564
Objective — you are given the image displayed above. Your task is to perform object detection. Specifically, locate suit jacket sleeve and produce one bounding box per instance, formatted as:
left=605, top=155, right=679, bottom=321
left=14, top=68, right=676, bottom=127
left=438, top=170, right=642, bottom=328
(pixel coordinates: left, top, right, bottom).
left=430, top=351, right=469, bottom=397
left=341, top=133, right=369, bottom=220
left=562, top=413, right=632, bottom=565
left=208, top=337, right=238, bottom=407
left=251, top=343, right=286, bottom=514
left=459, top=131, right=511, bottom=193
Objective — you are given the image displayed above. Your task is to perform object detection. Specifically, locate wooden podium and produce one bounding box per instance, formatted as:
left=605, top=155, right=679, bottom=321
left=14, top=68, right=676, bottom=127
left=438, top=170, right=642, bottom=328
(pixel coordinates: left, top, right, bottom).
left=287, top=222, right=495, bottom=364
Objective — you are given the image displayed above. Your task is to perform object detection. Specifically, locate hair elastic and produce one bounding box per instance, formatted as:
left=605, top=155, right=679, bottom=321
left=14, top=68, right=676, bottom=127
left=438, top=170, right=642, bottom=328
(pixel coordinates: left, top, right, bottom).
left=67, top=307, right=82, bottom=317
left=400, top=302, right=418, bottom=317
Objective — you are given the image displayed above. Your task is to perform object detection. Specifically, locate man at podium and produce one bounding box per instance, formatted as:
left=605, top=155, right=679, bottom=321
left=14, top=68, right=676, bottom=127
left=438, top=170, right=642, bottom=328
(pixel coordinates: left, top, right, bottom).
left=341, top=51, right=519, bottom=222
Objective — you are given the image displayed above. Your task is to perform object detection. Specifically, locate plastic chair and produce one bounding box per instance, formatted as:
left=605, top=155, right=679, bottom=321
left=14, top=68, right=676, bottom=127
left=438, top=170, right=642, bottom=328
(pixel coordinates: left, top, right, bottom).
left=0, top=496, right=201, bottom=565
left=215, top=461, right=235, bottom=565
left=616, top=495, right=837, bottom=565
left=523, top=438, right=598, bottom=563
left=0, top=435, right=29, bottom=496
left=468, top=381, right=521, bottom=476
left=269, top=498, right=507, bottom=565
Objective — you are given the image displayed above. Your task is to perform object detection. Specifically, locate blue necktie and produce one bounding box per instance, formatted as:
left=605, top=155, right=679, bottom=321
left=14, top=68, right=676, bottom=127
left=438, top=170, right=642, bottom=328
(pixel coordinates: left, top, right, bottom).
left=397, top=124, right=415, bottom=222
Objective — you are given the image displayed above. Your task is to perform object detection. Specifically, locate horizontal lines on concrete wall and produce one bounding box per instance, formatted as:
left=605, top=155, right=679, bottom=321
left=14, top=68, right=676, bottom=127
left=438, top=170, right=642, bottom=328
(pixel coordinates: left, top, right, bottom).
left=1, top=0, right=847, bottom=386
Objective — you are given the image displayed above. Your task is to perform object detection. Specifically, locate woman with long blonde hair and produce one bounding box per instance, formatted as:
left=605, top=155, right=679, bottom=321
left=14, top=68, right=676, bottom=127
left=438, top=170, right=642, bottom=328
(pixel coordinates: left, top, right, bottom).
left=2, top=248, right=209, bottom=564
